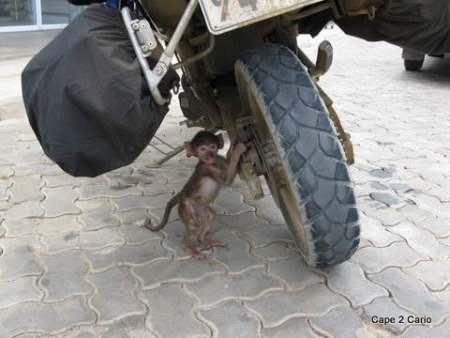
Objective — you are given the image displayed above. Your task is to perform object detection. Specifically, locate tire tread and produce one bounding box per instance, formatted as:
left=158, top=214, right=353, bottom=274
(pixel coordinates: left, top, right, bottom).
left=237, top=44, right=360, bottom=267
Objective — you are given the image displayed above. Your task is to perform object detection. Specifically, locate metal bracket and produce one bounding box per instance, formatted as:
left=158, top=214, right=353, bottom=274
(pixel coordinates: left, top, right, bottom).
left=240, top=160, right=264, bottom=200
left=131, top=18, right=157, bottom=57
left=235, top=116, right=258, bottom=129
left=121, top=0, right=199, bottom=105
left=310, top=40, right=333, bottom=78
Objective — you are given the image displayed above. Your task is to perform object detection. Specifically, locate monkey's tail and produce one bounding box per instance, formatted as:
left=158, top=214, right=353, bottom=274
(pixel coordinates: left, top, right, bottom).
left=144, top=193, right=179, bottom=232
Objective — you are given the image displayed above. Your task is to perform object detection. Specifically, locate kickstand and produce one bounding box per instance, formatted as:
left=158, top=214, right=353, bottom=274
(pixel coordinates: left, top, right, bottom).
left=146, top=144, right=186, bottom=168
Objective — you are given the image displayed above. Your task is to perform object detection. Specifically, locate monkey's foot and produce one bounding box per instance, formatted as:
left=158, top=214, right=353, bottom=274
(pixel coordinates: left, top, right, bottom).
left=202, top=241, right=226, bottom=250
left=186, top=248, right=208, bottom=260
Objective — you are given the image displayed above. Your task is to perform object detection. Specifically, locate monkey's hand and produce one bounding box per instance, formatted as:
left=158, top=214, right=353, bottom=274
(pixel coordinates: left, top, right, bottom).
left=233, top=142, right=247, bottom=156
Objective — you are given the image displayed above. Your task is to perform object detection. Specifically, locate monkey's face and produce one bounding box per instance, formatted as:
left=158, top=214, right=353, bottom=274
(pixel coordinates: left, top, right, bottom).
left=195, top=143, right=219, bottom=165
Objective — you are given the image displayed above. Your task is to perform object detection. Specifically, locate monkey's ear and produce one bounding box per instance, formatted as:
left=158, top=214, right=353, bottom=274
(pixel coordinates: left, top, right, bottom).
left=185, top=142, right=194, bottom=157
left=217, top=134, right=225, bottom=149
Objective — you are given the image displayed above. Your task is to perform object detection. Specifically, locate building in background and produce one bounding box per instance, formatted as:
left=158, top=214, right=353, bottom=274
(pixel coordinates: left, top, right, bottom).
left=0, top=0, right=82, bottom=32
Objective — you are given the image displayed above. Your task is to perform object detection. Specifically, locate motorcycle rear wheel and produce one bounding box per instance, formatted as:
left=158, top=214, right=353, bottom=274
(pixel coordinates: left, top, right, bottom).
left=235, top=44, right=360, bottom=267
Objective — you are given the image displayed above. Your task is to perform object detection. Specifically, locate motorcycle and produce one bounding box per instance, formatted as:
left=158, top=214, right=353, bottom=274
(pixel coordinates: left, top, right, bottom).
left=27, top=0, right=444, bottom=269
left=104, top=0, right=364, bottom=268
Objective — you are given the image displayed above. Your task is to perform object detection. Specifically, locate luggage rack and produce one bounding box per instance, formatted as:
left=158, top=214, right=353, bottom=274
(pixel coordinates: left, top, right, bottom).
left=118, top=0, right=199, bottom=105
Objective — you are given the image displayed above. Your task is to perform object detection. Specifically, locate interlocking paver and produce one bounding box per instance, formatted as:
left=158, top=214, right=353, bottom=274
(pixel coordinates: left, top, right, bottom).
left=213, top=230, right=264, bottom=273
left=78, top=205, right=121, bottom=231
left=200, top=301, right=260, bottom=338
left=389, top=182, right=413, bottom=193
left=106, top=173, right=152, bottom=187
left=433, top=287, right=450, bottom=302
left=389, top=222, right=450, bottom=260
left=246, top=284, right=347, bottom=327
left=362, top=296, right=415, bottom=334
left=87, top=267, right=145, bottom=324
left=111, top=193, right=171, bottom=212
left=360, top=213, right=403, bottom=247
left=3, top=200, right=44, bottom=219
left=370, top=181, right=390, bottom=191
left=41, top=229, right=125, bottom=253
left=140, top=284, right=209, bottom=338
left=243, top=195, right=285, bottom=224
left=161, top=219, right=192, bottom=259
left=351, top=168, right=377, bottom=185
left=415, top=168, right=450, bottom=188
left=0, top=201, right=12, bottom=211
left=76, top=184, right=141, bottom=200
left=39, top=251, right=90, bottom=302
left=369, top=192, right=401, bottom=207
left=0, top=296, right=94, bottom=337
left=134, top=168, right=169, bottom=182
left=1, top=218, right=36, bottom=237
left=0, top=277, right=42, bottom=309
left=368, top=267, right=450, bottom=323
left=75, top=198, right=110, bottom=212
left=105, top=167, right=134, bottom=177
left=0, top=235, right=43, bottom=280
left=8, top=175, right=42, bottom=203
left=426, top=186, right=450, bottom=203
left=400, top=319, right=450, bottom=338
left=440, top=236, right=450, bottom=247
left=403, top=260, right=450, bottom=291
left=117, top=223, right=162, bottom=244
left=397, top=203, right=439, bottom=224
left=43, top=174, right=83, bottom=188
left=155, top=167, right=191, bottom=185
left=418, top=216, right=450, bottom=238
left=261, top=318, right=319, bottom=338
left=149, top=204, right=180, bottom=226
left=78, top=176, right=109, bottom=186
left=41, top=186, right=80, bottom=217
left=40, top=231, right=78, bottom=253
left=310, top=306, right=365, bottom=338
left=37, top=216, right=83, bottom=234
left=84, top=240, right=170, bottom=271
left=185, top=267, right=282, bottom=307
left=114, top=208, right=148, bottom=225
left=407, top=194, right=450, bottom=218
left=351, top=241, right=427, bottom=273
left=214, top=189, right=253, bottom=215
left=238, top=223, right=294, bottom=248
left=92, top=314, right=153, bottom=338
left=361, top=206, right=407, bottom=226
left=266, top=257, right=324, bottom=290
left=368, top=167, right=395, bottom=179
left=0, top=167, right=13, bottom=179
left=0, top=183, right=11, bottom=201
left=133, top=258, right=224, bottom=288
left=251, top=242, right=298, bottom=262
left=321, top=261, right=388, bottom=307
left=138, top=181, right=171, bottom=196
left=14, top=161, right=63, bottom=177
left=217, top=211, right=268, bottom=231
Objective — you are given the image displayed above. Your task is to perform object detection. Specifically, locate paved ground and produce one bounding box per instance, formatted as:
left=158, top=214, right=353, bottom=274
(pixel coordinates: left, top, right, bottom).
left=0, top=27, right=449, bottom=338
